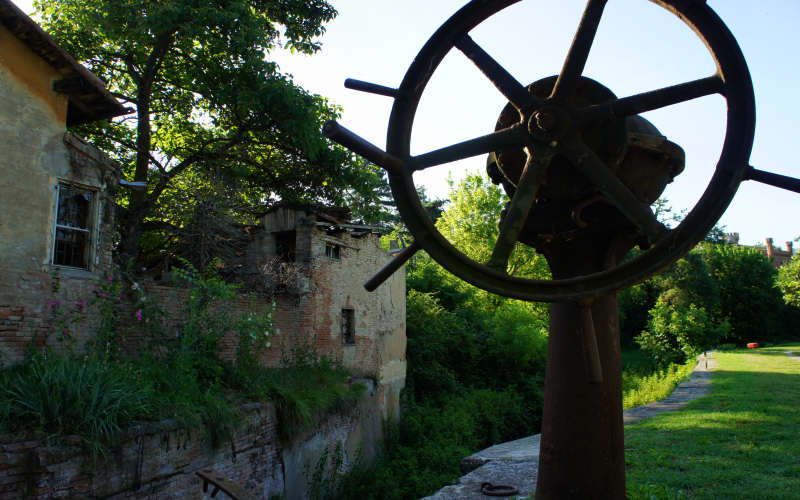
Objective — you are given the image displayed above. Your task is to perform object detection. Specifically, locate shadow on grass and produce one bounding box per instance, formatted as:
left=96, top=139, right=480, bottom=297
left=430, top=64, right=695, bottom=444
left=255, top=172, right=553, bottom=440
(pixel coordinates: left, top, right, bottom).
left=625, top=367, right=800, bottom=500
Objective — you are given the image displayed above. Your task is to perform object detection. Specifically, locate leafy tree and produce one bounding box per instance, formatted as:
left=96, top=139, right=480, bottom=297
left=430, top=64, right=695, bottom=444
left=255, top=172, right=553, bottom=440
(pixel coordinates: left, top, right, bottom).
left=651, top=250, right=720, bottom=315
left=700, top=243, right=785, bottom=343
left=618, top=280, right=659, bottom=347
left=777, top=252, right=800, bottom=308
left=36, top=0, right=388, bottom=265
left=652, top=197, right=726, bottom=242
left=436, top=172, right=549, bottom=279
left=637, top=296, right=728, bottom=366
left=635, top=248, right=728, bottom=366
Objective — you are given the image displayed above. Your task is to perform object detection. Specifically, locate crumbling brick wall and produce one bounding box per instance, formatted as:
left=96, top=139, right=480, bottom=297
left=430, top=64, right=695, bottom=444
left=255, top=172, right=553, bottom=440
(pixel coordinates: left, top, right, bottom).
left=255, top=206, right=407, bottom=420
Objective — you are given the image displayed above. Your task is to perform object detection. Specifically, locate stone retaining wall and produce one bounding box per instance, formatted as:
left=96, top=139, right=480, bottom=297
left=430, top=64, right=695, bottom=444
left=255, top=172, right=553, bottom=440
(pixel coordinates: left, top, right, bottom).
left=0, top=384, right=383, bottom=500
left=0, top=403, right=281, bottom=499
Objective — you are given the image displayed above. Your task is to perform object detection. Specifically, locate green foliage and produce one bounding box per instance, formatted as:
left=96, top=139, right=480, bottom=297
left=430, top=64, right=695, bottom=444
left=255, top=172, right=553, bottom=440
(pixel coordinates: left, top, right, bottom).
left=618, top=280, right=659, bottom=347
left=307, top=442, right=346, bottom=500
left=404, top=264, right=548, bottom=402
left=634, top=247, right=727, bottom=366
left=777, top=252, right=800, bottom=308
left=0, top=262, right=362, bottom=458
left=237, top=342, right=365, bottom=442
left=622, top=356, right=697, bottom=410
left=436, top=172, right=548, bottom=279
left=701, top=243, right=786, bottom=343
left=625, top=242, right=795, bottom=364
left=0, top=352, right=154, bottom=460
left=637, top=296, right=729, bottom=367
left=336, top=389, right=535, bottom=500
left=35, top=0, right=390, bottom=265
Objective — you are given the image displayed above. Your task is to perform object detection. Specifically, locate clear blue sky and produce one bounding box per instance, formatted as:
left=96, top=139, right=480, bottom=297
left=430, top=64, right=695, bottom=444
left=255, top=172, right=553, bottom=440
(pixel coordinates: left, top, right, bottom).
left=14, top=0, right=799, bottom=247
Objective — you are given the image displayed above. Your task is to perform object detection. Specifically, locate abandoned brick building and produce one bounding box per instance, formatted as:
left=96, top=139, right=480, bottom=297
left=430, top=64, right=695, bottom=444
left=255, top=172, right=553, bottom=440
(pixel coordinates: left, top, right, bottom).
left=0, top=0, right=127, bottom=362
left=0, top=5, right=407, bottom=496
left=0, top=3, right=407, bottom=412
left=253, top=204, right=407, bottom=420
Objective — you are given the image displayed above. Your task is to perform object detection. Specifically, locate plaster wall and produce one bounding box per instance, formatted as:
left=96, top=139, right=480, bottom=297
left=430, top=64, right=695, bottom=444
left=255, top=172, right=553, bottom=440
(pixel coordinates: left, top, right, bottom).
left=0, top=24, right=67, bottom=123
left=0, top=37, right=118, bottom=362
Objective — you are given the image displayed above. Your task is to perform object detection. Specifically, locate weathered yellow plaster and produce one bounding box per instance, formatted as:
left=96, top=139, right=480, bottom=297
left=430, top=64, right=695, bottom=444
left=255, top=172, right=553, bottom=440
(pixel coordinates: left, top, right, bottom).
left=0, top=24, right=68, bottom=124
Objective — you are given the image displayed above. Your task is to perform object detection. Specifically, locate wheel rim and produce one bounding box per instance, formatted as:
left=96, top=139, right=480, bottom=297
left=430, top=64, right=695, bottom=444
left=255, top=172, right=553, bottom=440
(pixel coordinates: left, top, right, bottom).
left=385, top=0, right=755, bottom=302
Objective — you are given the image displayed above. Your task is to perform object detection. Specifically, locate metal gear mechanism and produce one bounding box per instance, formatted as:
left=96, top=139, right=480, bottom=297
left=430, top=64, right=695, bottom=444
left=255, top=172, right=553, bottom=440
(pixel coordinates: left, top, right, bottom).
left=323, top=0, right=798, bottom=300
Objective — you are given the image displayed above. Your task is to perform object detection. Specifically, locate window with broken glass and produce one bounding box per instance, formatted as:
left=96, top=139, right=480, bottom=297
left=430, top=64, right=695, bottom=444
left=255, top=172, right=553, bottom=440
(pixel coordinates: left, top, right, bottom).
left=325, top=242, right=341, bottom=260
left=342, top=308, right=355, bottom=345
left=52, top=184, right=93, bottom=269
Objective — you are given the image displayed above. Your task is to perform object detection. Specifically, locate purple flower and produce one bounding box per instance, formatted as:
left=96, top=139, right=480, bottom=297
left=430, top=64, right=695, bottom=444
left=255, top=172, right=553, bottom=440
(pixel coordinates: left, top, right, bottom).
left=108, top=274, right=114, bottom=282
left=50, top=300, right=61, bottom=308
left=135, top=310, right=143, bottom=322
left=75, top=299, right=86, bottom=310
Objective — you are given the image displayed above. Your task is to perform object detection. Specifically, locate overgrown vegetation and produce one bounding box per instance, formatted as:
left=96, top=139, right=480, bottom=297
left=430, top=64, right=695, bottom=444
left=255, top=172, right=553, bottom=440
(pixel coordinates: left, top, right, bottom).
left=0, top=261, right=362, bottom=458
left=621, top=350, right=697, bottom=410
left=777, top=251, right=800, bottom=308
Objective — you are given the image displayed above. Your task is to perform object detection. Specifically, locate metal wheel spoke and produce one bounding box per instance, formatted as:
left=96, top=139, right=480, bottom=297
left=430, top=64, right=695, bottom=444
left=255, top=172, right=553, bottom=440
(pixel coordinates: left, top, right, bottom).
left=487, top=151, right=551, bottom=271
left=561, top=137, right=665, bottom=243
left=365, top=241, right=421, bottom=291
left=409, top=124, right=528, bottom=171
left=579, top=75, right=725, bottom=123
left=344, top=78, right=398, bottom=98
left=455, top=35, right=536, bottom=110
left=746, top=166, right=800, bottom=194
left=323, top=121, right=405, bottom=176
left=550, top=0, right=608, bottom=101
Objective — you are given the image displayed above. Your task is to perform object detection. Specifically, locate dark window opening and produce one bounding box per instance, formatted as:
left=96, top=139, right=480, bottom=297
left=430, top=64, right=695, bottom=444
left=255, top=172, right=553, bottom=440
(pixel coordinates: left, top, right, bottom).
left=275, top=231, right=296, bottom=263
left=53, top=184, right=92, bottom=269
left=325, top=243, right=341, bottom=260
left=342, top=309, right=355, bottom=345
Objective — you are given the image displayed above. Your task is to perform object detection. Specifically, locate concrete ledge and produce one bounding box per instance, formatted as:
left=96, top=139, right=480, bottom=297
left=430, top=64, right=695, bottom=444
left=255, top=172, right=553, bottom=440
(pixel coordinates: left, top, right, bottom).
left=459, top=434, right=540, bottom=475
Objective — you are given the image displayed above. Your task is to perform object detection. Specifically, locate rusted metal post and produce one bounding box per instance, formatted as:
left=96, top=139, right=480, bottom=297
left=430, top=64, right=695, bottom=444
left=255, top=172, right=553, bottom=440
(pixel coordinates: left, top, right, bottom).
left=534, top=238, right=631, bottom=500
left=536, top=297, right=625, bottom=499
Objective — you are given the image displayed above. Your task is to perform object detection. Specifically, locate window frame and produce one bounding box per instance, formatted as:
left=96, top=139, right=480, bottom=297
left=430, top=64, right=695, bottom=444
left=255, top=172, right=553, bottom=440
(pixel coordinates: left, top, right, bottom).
left=275, top=230, right=297, bottom=263
left=51, top=182, right=96, bottom=270
left=341, top=308, right=355, bottom=345
left=325, top=242, right=341, bottom=260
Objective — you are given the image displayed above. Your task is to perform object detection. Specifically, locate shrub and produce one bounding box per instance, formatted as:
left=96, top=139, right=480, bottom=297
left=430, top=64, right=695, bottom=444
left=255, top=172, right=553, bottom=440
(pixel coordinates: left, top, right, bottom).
left=618, top=281, right=659, bottom=348
left=0, top=260, right=363, bottom=459
left=336, top=388, right=535, bottom=500
left=637, top=296, right=728, bottom=367
left=777, top=252, right=800, bottom=309
left=0, top=352, right=154, bottom=458
left=701, top=243, right=785, bottom=343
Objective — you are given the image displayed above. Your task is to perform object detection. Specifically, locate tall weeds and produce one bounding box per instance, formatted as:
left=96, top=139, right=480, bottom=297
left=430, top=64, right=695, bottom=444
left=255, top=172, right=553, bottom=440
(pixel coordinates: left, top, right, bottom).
left=0, top=261, right=363, bottom=458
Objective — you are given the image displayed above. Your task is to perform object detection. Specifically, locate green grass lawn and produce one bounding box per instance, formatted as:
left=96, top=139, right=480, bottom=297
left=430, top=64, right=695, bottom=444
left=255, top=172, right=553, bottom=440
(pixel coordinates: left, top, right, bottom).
left=625, top=345, right=800, bottom=499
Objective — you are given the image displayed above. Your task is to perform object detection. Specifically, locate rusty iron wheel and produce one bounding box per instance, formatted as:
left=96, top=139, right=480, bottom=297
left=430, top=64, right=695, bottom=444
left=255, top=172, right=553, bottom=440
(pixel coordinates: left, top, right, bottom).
left=380, top=0, right=756, bottom=302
